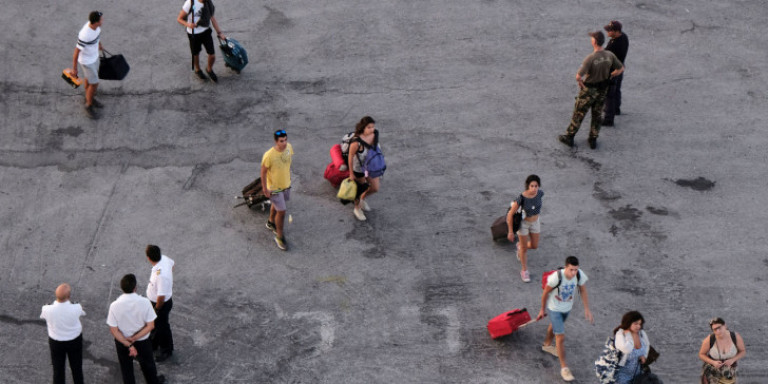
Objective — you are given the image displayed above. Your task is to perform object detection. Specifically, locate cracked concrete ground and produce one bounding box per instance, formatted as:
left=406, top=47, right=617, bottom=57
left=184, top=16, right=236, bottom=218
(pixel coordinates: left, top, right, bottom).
left=1, top=0, right=767, bottom=383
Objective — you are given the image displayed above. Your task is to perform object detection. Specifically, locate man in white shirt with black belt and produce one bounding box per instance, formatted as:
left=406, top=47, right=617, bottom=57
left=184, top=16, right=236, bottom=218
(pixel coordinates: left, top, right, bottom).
left=107, top=274, right=165, bottom=384
left=71, top=11, right=104, bottom=119
left=146, top=244, right=175, bottom=362
left=40, top=283, right=86, bottom=384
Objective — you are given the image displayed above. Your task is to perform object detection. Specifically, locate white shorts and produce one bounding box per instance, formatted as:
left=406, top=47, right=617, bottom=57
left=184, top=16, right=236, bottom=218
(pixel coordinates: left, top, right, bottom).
left=517, top=218, right=540, bottom=236
left=80, top=60, right=100, bottom=84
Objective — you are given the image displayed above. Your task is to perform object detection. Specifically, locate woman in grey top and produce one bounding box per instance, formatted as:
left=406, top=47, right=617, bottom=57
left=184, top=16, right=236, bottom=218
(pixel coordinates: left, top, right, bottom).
left=346, top=116, right=379, bottom=221
left=506, top=174, right=544, bottom=282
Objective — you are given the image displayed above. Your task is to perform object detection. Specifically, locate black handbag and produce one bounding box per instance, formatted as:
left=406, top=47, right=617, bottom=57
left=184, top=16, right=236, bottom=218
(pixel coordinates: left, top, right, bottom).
left=98, top=50, right=130, bottom=80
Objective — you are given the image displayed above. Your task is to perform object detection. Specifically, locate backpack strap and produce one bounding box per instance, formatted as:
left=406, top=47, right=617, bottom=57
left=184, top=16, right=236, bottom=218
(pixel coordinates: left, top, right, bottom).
left=554, top=269, right=581, bottom=295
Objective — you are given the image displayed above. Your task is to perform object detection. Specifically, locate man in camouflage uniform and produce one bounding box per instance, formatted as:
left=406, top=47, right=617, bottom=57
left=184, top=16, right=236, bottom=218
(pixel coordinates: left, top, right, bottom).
left=558, top=31, right=624, bottom=149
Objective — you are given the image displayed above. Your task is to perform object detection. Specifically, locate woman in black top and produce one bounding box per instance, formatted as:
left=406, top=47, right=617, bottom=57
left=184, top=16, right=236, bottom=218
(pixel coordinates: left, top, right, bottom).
left=506, top=174, right=544, bottom=283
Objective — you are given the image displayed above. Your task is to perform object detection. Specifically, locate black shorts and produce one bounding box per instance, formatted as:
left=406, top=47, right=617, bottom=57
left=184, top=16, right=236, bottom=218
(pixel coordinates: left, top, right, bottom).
left=187, top=28, right=215, bottom=56
left=353, top=171, right=366, bottom=179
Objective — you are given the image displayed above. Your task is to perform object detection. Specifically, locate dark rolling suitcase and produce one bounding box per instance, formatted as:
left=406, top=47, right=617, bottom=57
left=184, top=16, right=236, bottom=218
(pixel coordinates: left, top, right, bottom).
left=98, top=50, right=130, bottom=80
left=487, top=308, right=533, bottom=339
left=234, top=177, right=271, bottom=210
left=219, top=38, right=248, bottom=73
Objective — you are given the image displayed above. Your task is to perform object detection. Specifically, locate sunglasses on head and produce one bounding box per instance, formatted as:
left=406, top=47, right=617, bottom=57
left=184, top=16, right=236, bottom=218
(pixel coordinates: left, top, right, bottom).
left=275, top=130, right=287, bottom=137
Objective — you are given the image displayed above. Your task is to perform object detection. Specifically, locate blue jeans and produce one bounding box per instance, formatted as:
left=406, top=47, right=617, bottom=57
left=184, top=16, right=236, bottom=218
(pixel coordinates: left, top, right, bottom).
left=547, top=309, right=570, bottom=335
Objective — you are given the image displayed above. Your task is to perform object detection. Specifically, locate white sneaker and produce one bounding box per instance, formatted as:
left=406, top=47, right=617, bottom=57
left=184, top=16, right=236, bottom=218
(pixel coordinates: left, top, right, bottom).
left=361, top=200, right=371, bottom=212
left=560, top=367, right=575, bottom=382
left=353, top=207, right=367, bottom=221
left=541, top=344, right=558, bottom=357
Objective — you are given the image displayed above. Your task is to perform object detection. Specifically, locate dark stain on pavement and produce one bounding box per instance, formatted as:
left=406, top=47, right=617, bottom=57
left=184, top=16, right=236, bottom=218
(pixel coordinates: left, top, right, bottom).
left=263, top=6, right=294, bottom=30
left=0, top=314, right=45, bottom=326
left=646, top=206, right=668, bottom=216
left=609, top=205, right=642, bottom=222
left=615, top=286, right=646, bottom=296
left=574, top=153, right=602, bottom=171
left=593, top=183, right=621, bottom=201
left=423, top=282, right=470, bottom=305
left=288, top=79, right=327, bottom=95
left=81, top=339, right=118, bottom=375
left=345, top=224, right=386, bottom=259
left=52, top=126, right=84, bottom=137
left=673, top=177, right=715, bottom=191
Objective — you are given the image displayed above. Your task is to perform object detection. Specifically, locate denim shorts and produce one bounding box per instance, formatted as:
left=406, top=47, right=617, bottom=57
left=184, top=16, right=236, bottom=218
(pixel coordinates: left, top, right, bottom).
left=547, top=309, right=570, bottom=335
left=269, top=188, right=290, bottom=211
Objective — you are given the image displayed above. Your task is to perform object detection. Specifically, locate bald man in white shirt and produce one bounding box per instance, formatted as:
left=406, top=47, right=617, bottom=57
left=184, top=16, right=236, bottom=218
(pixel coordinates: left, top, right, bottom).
left=41, top=283, right=86, bottom=384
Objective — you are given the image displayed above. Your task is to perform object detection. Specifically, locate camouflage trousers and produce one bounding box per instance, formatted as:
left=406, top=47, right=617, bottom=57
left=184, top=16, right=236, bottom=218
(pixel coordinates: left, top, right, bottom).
left=566, top=86, right=608, bottom=138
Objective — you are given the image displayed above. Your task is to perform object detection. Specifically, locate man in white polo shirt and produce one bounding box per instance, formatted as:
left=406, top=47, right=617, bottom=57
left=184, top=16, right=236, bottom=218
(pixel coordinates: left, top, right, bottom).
left=40, top=283, right=85, bottom=384
left=71, top=11, right=104, bottom=119
left=107, top=274, right=165, bottom=384
left=145, top=244, right=175, bottom=362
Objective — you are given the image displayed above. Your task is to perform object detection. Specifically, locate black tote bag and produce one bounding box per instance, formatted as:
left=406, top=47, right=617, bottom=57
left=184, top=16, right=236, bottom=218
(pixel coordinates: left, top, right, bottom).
left=98, top=50, right=130, bottom=80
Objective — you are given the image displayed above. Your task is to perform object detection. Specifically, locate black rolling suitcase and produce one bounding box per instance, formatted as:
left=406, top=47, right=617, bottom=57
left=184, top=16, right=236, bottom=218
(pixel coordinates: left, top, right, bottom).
left=219, top=38, right=248, bottom=73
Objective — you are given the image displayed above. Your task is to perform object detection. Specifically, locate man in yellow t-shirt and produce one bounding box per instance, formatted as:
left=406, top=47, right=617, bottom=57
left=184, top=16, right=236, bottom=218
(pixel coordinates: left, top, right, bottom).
left=260, top=129, right=293, bottom=250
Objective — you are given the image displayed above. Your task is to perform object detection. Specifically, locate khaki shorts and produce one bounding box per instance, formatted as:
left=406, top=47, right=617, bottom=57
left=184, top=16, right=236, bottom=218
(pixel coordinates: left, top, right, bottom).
left=517, top=218, right=540, bottom=236
left=80, top=60, right=100, bottom=84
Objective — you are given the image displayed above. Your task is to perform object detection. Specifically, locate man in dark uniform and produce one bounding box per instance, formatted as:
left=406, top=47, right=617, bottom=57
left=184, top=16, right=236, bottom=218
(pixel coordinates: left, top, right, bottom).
left=558, top=31, right=624, bottom=149
left=602, top=20, right=629, bottom=126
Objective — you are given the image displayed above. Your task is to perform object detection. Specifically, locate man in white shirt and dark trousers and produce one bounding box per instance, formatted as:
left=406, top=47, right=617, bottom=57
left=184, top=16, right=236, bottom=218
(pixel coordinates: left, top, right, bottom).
left=145, top=244, right=175, bottom=362
left=107, top=274, right=165, bottom=384
left=71, top=11, right=104, bottom=119
left=40, top=283, right=86, bottom=384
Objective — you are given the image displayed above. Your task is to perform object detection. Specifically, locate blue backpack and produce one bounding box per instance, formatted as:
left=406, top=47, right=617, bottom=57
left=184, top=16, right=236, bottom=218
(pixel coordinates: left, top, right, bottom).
left=360, top=130, right=386, bottom=178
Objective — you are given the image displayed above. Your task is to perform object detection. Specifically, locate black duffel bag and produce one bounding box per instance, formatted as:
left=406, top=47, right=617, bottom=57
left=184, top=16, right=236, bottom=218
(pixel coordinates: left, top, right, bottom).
left=98, top=50, right=130, bottom=80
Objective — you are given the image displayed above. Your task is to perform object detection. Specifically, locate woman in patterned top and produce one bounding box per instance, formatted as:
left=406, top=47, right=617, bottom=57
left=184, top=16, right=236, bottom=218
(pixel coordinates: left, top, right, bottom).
left=699, top=317, right=746, bottom=383
left=506, top=174, right=543, bottom=282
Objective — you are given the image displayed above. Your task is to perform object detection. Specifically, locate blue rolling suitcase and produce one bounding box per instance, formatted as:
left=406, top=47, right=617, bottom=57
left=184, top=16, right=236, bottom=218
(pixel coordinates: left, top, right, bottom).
left=219, top=38, right=248, bottom=73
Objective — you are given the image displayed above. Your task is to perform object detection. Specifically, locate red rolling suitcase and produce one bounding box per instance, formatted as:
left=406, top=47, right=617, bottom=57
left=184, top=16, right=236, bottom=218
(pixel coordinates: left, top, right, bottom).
left=487, top=308, right=532, bottom=339
left=324, top=144, right=349, bottom=188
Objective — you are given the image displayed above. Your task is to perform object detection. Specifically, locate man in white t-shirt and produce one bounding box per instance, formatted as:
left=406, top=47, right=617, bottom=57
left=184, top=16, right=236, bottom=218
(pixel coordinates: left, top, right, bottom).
left=40, top=283, right=86, bottom=384
left=107, top=274, right=165, bottom=384
left=71, top=11, right=104, bottom=119
left=535, top=256, right=594, bottom=382
left=145, top=244, right=175, bottom=362
left=176, top=0, right=226, bottom=82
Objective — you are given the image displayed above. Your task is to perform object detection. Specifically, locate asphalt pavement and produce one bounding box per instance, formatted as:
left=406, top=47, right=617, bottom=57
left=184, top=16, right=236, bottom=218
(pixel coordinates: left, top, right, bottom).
left=1, top=0, right=766, bottom=383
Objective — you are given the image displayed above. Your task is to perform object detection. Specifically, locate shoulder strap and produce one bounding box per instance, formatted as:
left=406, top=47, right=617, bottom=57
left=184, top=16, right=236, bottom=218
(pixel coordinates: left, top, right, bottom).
left=554, top=269, right=563, bottom=292
left=709, top=331, right=738, bottom=350
left=516, top=194, right=525, bottom=212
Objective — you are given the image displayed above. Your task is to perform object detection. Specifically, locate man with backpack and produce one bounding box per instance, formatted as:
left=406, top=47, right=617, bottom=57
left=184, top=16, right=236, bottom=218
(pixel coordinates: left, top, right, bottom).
left=536, top=256, right=594, bottom=382
left=177, top=0, right=226, bottom=82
